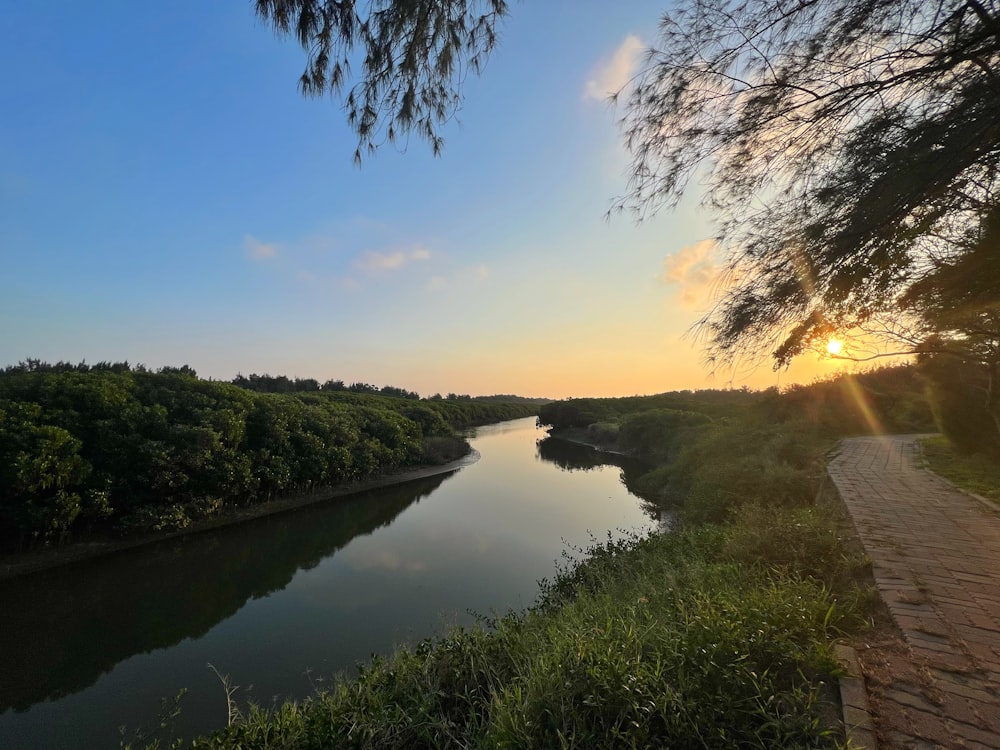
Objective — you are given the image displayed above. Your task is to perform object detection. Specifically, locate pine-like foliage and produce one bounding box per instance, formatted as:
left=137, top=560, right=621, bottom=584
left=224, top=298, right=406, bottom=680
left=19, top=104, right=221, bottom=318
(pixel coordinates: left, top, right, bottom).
left=256, top=0, right=508, bottom=162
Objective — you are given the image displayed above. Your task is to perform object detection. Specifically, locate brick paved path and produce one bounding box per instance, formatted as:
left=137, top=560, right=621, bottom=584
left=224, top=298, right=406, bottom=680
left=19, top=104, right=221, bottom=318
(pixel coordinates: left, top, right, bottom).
left=828, top=436, right=1000, bottom=749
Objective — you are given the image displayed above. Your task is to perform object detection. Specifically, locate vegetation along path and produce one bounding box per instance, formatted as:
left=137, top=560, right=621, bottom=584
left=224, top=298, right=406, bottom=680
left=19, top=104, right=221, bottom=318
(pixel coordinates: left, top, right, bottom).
left=829, top=435, right=1000, bottom=748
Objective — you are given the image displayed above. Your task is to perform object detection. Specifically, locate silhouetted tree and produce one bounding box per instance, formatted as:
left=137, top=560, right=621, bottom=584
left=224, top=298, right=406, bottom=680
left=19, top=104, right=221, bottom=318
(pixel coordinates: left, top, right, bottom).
left=255, top=0, right=510, bottom=162
left=613, top=0, right=1000, bottom=372
left=258, top=0, right=1000, bottom=384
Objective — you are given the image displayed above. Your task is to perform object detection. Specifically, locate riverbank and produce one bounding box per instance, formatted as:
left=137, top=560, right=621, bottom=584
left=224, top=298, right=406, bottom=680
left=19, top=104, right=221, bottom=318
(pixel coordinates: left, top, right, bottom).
left=0, top=364, right=539, bottom=551
left=0, top=448, right=480, bottom=581
left=545, top=425, right=629, bottom=455
left=44, top=370, right=931, bottom=748
left=1, top=416, right=658, bottom=749
left=173, top=381, right=912, bottom=748
left=187, top=485, right=866, bottom=749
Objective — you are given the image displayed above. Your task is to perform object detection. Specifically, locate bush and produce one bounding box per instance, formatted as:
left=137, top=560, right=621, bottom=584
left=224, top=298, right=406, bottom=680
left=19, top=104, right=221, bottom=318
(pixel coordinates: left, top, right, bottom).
left=685, top=455, right=814, bottom=523
left=0, top=365, right=537, bottom=549
left=921, top=355, right=1000, bottom=458
left=420, top=436, right=470, bottom=464
left=118, top=504, right=192, bottom=533
left=723, top=503, right=871, bottom=595
left=586, top=421, right=620, bottom=447
left=617, top=409, right=710, bottom=463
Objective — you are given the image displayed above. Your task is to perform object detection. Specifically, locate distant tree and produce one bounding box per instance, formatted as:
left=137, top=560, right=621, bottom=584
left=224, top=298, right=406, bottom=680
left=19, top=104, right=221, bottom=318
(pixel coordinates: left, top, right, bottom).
left=255, top=0, right=510, bottom=162
left=379, top=384, right=420, bottom=399
left=94, top=361, right=133, bottom=374
left=322, top=379, right=347, bottom=391
left=614, top=0, right=1000, bottom=374
left=232, top=373, right=317, bottom=393
left=159, top=365, right=198, bottom=378
left=294, top=378, right=321, bottom=392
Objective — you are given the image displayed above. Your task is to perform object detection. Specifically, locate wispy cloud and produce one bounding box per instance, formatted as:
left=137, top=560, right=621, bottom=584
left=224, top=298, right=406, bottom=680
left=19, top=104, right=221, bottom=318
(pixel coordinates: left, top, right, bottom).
left=661, top=239, right=723, bottom=308
left=584, top=35, right=644, bottom=102
left=355, top=246, right=432, bottom=274
left=425, top=264, right=489, bottom=293
left=244, top=234, right=280, bottom=261
left=244, top=224, right=445, bottom=292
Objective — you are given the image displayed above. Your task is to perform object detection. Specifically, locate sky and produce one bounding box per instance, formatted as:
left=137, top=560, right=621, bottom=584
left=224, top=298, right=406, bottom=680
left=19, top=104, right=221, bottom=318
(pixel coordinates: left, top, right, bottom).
left=0, top=1, right=851, bottom=398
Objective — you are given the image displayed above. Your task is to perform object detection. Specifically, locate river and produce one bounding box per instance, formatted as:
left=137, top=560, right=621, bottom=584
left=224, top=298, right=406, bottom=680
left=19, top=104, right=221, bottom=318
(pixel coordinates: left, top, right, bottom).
left=0, top=417, right=657, bottom=749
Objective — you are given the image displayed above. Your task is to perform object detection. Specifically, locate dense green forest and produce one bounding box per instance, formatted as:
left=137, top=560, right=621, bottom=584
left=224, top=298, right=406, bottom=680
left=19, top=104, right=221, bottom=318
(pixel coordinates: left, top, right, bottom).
left=0, top=361, right=537, bottom=552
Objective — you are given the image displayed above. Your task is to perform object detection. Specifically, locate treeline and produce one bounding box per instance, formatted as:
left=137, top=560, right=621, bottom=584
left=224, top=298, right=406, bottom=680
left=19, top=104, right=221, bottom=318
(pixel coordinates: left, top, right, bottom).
left=539, top=364, right=936, bottom=518
left=230, top=374, right=422, bottom=399
left=537, top=388, right=758, bottom=431
left=426, top=393, right=552, bottom=404
left=0, top=363, right=537, bottom=552
left=4, top=362, right=551, bottom=405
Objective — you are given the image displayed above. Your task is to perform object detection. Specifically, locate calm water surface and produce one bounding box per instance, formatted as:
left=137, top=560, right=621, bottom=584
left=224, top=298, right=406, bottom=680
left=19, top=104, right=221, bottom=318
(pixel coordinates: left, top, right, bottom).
left=0, top=418, right=656, bottom=748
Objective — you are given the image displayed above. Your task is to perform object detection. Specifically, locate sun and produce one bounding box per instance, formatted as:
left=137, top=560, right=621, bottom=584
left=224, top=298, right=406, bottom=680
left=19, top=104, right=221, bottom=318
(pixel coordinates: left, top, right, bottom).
left=826, top=338, right=844, bottom=355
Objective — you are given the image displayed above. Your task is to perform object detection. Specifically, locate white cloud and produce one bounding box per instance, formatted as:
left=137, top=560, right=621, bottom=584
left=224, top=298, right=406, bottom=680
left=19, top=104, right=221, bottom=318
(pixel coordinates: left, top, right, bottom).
left=357, top=250, right=407, bottom=272
left=661, top=239, right=723, bottom=308
left=355, top=246, right=432, bottom=273
left=584, top=35, right=644, bottom=102
left=243, top=225, right=438, bottom=291
left=425, top=264, right=490, bottom=293
left=244, top=234, right=280, bottom=261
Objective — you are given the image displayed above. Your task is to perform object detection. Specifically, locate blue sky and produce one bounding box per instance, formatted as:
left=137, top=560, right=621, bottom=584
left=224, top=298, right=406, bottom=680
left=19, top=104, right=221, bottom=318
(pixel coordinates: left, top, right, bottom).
left=0, top=1, right=839, bottom=397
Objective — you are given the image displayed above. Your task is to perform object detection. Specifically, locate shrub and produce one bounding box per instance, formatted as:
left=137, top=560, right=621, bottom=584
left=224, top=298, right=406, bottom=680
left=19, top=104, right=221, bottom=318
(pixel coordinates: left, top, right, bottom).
left=685, top=455, right=814, bottom=523
left=420, top=436, right=470, bottom=464
left=586, top=421, right=620, bottom=447
left=921, top=355, right=1000, bottom=458
left=617, top=409, right=710, bottom=463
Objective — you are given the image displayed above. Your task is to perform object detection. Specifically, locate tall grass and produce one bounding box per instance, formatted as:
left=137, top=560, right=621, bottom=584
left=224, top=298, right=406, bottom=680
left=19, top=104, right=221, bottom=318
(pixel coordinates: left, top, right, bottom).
left=921, top=435, right=1000, bottom=502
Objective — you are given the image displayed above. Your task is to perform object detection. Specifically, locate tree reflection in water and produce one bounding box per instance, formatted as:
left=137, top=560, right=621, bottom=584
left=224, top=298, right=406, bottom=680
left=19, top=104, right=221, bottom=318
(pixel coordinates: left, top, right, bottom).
left=0, top=472, right=453, bottom=713
left=535, top=437, right=661, bottom=522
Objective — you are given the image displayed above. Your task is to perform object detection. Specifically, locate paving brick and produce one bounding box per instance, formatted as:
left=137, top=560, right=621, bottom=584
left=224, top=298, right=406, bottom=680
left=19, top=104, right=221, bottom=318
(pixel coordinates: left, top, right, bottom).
left=841, top=678, right=868, bottom=710
left=948, top=718, right=1000, bottom=748
left=843, top=703, right=874, bottom=732
left=829, top=436, right=1000, bottom=748
left=886, top=729, right=938, bottom=748
left=883, top=687, right=940, bottom=712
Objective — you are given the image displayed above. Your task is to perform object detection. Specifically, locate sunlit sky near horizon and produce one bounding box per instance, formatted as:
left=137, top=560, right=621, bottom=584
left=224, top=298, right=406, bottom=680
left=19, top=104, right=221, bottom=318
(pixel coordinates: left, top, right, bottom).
left=1, top=1, right=853, bottom=398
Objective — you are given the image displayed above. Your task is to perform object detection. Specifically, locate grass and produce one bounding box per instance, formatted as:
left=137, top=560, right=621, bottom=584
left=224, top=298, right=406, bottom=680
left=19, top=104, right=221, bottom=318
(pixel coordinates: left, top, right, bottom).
left=921, top=436, right=1000, bottom=503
